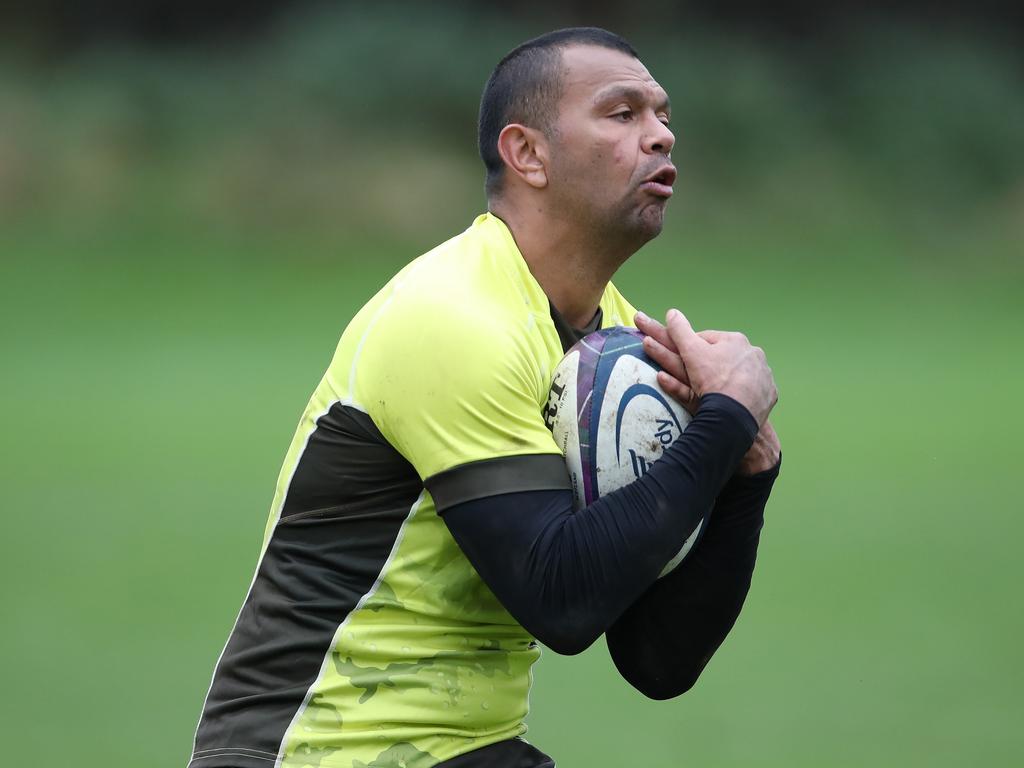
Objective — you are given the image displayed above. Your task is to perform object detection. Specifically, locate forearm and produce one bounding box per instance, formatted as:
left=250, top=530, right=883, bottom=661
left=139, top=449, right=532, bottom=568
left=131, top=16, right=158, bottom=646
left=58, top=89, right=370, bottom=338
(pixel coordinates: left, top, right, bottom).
left=606, top=460, right=779, bottom=698
left=441, top=394, right=757, bottom=655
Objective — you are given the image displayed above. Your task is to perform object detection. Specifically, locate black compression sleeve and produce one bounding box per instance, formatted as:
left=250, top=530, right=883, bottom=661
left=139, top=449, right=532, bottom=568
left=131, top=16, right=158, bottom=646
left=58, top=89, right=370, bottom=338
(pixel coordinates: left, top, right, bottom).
left=606, top=459, right=779, bottom=699
left=441, top=394, right=758, bottom=655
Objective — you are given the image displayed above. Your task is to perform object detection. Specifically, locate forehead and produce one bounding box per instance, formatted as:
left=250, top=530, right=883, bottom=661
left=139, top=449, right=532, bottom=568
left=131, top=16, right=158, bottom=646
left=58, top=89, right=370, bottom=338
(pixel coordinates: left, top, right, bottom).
left=558, top=44, right=667, bottom=106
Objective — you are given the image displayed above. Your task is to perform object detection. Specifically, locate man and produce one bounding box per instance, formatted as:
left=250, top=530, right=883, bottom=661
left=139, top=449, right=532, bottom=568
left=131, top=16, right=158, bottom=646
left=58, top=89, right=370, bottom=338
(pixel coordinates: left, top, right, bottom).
left=188, top=27, right=780, bottom=768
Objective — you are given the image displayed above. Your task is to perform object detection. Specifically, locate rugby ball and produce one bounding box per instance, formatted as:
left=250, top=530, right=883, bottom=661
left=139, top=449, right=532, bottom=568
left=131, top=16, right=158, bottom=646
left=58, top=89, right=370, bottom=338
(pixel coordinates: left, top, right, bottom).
left=544, top=326, right=703, bottom=576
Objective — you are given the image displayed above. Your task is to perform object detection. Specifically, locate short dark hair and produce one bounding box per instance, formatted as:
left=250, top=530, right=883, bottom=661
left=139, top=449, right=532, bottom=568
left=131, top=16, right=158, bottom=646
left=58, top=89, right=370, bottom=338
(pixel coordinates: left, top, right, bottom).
left=478, top=27, right=639, bottom=198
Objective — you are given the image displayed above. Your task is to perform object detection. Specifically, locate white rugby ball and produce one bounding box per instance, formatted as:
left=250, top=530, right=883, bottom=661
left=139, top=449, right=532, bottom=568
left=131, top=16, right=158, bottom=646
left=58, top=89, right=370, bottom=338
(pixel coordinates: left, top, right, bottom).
left=544, top=326, right=703, bottom=576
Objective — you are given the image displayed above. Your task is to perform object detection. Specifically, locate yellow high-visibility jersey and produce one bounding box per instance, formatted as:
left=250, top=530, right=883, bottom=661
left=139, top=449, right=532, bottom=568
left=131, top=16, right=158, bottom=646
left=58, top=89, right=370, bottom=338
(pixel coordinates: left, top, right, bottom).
left=189, top=213, right=637, bottom=768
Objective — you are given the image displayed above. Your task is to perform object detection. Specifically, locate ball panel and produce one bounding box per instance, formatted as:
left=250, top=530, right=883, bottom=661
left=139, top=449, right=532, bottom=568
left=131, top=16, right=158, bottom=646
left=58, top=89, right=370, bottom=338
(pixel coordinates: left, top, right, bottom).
left=545, top=350, right=585, bottom=509
left=585, top=326, right=645, bottom=507
left=546, top=326, right=707, bottom=576
left=593, top=353, right=692, bottom=500
left=573, top=332, right=611, bottom=508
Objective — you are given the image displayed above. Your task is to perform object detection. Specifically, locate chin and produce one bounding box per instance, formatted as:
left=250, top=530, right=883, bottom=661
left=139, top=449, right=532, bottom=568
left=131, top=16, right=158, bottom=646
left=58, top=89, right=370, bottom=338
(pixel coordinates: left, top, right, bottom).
left=591, top=203, right=666, bottom=250
left=634, top=206, right=666, bottom=242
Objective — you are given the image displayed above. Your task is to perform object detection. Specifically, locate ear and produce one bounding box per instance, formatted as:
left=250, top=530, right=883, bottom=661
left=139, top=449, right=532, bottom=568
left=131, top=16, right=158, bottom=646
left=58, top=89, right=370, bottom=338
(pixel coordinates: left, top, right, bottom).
left=496, top=124, right=549, bottom=190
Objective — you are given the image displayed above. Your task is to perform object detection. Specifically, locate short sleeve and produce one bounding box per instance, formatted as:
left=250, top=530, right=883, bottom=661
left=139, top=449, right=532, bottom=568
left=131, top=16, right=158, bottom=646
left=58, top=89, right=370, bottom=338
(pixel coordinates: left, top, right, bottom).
left=355, top=294, right=570, bottom=509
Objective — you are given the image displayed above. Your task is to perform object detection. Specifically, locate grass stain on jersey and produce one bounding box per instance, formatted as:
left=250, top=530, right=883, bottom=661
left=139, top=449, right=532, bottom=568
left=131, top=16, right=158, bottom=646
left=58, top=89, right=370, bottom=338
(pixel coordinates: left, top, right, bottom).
left=439, top=574, right=498, bottom=616
left=332, top=641, right=513, bottom=707
left=287, top=693, right=346, bottom=768
left=365, top=579, right=402, bottom=612
left=352, top=741, right=437, bottom=768
left=289, top=741, right=342, bottom=768
left=332, top=655, right=434, bottom=704
left=305, top=692, right=345, bottom=729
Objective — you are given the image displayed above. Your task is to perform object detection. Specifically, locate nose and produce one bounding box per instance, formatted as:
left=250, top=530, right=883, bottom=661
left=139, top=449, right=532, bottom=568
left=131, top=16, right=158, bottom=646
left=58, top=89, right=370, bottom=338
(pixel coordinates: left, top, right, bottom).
left=644, top=113, right=675, bottom=156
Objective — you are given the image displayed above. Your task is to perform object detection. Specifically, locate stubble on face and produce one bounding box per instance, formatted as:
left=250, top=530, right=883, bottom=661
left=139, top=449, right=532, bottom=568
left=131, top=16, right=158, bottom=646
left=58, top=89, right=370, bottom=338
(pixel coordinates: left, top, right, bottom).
left=545, top=45, right=675, bottom=252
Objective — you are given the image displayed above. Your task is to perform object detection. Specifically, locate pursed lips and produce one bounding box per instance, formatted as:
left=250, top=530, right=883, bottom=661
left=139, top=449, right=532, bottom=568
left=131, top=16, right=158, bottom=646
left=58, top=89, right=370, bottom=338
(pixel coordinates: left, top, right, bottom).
left=639, top=164, right=677, bottom=198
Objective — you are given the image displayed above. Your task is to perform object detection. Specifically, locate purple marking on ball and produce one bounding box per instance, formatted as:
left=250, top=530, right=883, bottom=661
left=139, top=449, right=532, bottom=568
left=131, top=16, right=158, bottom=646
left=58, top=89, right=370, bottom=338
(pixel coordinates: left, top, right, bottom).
left=565, top=326, right=648, bottom=506
left=572, top=332, right=607, bottom=506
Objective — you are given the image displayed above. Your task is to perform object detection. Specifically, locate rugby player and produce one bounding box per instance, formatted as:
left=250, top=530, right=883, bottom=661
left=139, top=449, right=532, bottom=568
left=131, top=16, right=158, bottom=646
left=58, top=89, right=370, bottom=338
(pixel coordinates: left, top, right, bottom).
left=188, top=27, right=781, bottom=768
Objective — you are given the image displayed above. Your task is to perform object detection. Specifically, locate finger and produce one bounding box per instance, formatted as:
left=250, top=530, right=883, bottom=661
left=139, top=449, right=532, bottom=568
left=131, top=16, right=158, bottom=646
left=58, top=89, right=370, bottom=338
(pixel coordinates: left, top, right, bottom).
left=642, top=335, right=690, bottom=385
left=698, top=330, right=753, bottom=347
left=696, top=329, right=730, bottom=344
left=634, top=311, right=677, bottom=352
left=656, top=370, right=699, bottom=415
left=664, top=309, right=703, bottom=354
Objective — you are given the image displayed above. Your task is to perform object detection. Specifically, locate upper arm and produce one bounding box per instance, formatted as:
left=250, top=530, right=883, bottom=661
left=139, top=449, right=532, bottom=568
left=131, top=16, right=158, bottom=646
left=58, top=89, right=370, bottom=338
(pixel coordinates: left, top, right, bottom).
left=355, top=294, right=567, bottom=504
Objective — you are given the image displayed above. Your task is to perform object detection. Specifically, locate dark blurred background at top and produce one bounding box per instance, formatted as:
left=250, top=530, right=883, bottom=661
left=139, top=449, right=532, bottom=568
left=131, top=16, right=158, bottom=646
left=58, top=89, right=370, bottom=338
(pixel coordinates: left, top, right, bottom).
left=5, top=0, right=1024, bottom=51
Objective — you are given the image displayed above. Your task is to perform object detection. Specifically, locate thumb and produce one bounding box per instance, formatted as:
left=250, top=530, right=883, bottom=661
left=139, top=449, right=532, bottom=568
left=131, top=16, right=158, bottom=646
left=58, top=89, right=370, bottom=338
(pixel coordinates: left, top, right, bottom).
left=665, top=309, right=702, bottom=354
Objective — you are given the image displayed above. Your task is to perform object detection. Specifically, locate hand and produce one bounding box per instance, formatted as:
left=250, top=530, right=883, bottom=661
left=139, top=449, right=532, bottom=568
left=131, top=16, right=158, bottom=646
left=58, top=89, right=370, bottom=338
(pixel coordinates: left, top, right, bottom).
left=634, top=309, right=778, bottom=427
left=635, top=310, right=698, bottom=413
left=737, top=418, right=781, bottom=476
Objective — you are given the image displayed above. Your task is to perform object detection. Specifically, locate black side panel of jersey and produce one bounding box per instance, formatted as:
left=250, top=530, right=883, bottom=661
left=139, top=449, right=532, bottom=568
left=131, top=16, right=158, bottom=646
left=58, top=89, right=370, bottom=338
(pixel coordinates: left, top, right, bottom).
left=280, top=401, right=422, bottom=520
left=192, top=404, right=421, bottom=767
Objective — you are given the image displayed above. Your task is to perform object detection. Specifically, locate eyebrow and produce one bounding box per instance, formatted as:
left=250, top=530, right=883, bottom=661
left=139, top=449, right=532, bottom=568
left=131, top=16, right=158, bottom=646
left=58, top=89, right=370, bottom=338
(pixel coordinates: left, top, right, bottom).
left=593, top=84, right=671, bottom=113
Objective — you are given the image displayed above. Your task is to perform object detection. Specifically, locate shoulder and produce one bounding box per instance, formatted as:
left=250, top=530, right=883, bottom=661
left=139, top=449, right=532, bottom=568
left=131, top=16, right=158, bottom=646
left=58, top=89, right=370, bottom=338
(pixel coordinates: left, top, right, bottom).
left=359, top=219, right=553, bottom=379
left=354, top=281, right=556, bottom=480
left=368, top=257, right=532, bottom=367
left=378, top=222, right=534, bottom=329
left=349, top=229, right=550, bottom=425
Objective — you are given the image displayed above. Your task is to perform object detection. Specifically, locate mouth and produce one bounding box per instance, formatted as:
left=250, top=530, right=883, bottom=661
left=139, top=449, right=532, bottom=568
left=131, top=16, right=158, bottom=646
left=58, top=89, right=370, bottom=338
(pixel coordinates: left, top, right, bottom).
left=640, top=165, right=677, bottom=198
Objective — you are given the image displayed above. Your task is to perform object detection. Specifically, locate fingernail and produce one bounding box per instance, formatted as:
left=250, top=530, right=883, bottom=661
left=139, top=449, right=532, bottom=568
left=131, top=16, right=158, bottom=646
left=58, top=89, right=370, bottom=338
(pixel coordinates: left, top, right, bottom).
left=636, top=310, right=649, bottom=322
left=667, top=308, right=680, bottom=320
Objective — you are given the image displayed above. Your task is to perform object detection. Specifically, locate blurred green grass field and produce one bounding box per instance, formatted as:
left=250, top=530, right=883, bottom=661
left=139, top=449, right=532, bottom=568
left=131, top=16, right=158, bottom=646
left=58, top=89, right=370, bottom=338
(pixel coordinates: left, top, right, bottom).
left=2, top=213, right=1021, bottom=766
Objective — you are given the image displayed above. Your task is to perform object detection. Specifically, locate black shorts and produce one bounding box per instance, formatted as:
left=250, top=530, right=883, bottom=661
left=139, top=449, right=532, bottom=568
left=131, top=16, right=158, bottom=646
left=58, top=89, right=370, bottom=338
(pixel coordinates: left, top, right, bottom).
left=437, top=738, right=555, bottom=768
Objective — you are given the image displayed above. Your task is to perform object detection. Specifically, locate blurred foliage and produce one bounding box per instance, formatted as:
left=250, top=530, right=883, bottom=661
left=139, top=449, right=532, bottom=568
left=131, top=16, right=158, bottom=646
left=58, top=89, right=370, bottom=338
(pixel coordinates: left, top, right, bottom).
left=1, top=3, right=1021, bottom=252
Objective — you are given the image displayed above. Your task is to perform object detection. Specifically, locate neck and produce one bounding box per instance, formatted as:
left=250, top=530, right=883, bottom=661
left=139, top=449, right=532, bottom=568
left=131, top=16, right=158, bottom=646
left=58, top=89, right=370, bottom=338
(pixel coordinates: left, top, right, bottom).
left=490, top=198, right=633, bottom=329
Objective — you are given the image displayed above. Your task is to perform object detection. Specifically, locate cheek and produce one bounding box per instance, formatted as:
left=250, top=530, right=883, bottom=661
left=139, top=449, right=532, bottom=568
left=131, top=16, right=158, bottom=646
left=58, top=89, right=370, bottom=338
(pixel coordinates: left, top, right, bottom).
left=599, top=136, right=632, bottom=173
left=612, top=146, right=630, bottom=168
left=587, top=138, right=629, bottom=174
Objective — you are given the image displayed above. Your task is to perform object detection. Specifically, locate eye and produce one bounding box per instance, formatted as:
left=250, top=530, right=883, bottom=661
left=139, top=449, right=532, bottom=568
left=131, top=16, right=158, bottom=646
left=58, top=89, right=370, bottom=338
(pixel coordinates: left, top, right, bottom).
left=612, top=109, right=634, bottom=122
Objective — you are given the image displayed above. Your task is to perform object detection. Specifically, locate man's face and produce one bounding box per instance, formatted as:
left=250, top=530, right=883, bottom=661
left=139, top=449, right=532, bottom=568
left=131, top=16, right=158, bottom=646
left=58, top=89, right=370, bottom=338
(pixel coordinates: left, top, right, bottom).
left=546, top=45, right=676, bottom=246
